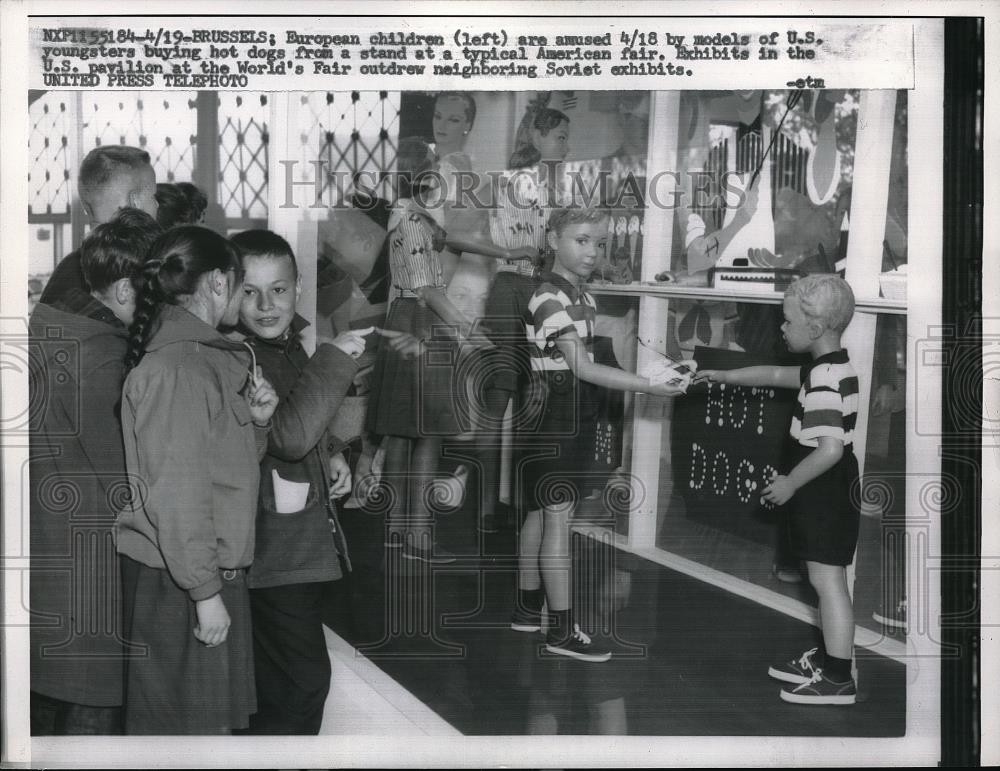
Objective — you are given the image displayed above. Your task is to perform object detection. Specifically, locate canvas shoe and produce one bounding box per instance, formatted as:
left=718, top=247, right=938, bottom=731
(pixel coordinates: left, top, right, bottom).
left=768, top=647, right=820, bottom=685
left=872, top=598, right=908, bottom=632
left=510, top=605, right=543, bottom=633
left=780, top=668, right=857, bottom=705
left=544, top=624, right=612, bottom=663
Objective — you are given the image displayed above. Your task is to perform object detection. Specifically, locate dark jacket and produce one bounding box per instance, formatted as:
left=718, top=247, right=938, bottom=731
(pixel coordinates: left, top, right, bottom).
left=115, top=304, right=268, bottom=601
left=29, top=291, right=129, bottom=706
left=240, top=317, right=359, bottom=589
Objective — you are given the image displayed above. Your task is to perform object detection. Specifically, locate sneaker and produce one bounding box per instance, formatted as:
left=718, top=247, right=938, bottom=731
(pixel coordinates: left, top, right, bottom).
left=768, top=647, right=820, bottom=685
left=510, top=606, right=542, bottom=633
left=401, top=543, right=457, bottom=565
left=772, top=563, right=803, bottom=584
left=544, top=624, right=612, bottom=663
left=779, top=668, right=857, bottom=705
left=873, top=598, right=908, bottom=632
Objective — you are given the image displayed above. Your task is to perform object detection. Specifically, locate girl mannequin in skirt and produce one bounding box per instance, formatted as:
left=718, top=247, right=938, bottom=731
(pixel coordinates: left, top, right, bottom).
left=116, top=226, right=278, bottom=733
left=366, top=137, right=494, bottom=563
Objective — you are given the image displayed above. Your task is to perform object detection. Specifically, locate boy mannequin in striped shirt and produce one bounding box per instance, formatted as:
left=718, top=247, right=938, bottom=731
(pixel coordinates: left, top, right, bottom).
left=514, top=207, right=684, bottom=662
left=695, top=274, right=861, bottom=704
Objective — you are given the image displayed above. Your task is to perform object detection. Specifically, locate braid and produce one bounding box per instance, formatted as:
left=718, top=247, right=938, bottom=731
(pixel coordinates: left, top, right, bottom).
left=123, top=257, right=164, bottom=373
left=122, top=225, right=244, bottom=374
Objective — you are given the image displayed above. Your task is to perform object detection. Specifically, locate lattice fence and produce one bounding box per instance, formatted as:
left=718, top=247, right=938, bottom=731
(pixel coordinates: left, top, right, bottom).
left=28, top=93, right=74, bottom=221
left=218, top=92, right=269, bottom=224
left=81, top=92, right=198, bottom=183
left=300, top=91, right=401, bottom=202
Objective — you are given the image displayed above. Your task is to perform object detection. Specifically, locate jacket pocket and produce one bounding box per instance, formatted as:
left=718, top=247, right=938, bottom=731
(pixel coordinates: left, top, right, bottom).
left=271, top=469, right=311, bottom=514
left=260, top=461, right=320, bottom=516
left=254, top=504, right=322, bottom=575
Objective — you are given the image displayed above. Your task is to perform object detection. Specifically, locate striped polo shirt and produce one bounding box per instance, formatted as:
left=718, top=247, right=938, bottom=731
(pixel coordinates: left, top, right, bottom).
left=790, top=349, right=859, bottom=447
left=526, top=272, right=596, bottom=373
left=387, top=198, right=445, bottom=292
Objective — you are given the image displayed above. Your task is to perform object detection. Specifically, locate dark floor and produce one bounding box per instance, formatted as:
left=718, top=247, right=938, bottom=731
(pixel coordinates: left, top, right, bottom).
left=323, top=474, right=907, bottom=737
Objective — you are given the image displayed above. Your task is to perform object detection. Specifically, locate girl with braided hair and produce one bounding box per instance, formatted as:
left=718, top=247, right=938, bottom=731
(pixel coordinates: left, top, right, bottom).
left=115, top=226, right=278, bottom=734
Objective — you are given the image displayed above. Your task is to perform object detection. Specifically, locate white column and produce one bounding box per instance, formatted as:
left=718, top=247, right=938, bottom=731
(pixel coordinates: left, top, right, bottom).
left=906, top=17, right=944, bottom=750
left=843, top=90, right=897, bottom=479
left=627, top=91, right=680, bottom=550
left=841, top=90, right=898, bottom=684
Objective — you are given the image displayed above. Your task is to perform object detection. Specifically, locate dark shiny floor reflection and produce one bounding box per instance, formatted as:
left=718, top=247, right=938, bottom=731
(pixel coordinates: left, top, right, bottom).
left=324, top=466, right=906, bottom=736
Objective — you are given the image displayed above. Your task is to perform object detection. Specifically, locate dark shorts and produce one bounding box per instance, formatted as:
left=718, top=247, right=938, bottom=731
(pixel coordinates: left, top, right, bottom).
left=785, top=443, right=861, bottom=566
left=517, top=372, right=598, bottom=513
left=483, top=271, right=540, bottom=394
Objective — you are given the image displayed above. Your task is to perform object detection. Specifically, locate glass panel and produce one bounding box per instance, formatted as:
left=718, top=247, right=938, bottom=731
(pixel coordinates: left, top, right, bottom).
left=670, top=90, right=861, bottom=285
left=624, top=88, right=908, bottom=616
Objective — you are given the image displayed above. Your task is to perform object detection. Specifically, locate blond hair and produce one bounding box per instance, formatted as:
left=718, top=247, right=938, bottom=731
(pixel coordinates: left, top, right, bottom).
left=785, top=274, right=856, bottom=333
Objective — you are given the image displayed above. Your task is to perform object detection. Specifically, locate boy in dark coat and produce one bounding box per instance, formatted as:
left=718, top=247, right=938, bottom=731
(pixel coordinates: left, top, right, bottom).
left=29, top=209, right=162, bottom=734
left=231, top=230, right=373, bottom=734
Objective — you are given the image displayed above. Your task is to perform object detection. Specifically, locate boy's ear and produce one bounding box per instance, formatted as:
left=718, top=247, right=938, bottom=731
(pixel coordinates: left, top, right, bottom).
left=295, top=273, right=303, bottom=303
left=211, top=267, right=229, bottom=296
left=115, top=277, right=135, bottom=306
left=808, top=319, right=825, bottom=340
left=546, top=228, right=560, bottom=253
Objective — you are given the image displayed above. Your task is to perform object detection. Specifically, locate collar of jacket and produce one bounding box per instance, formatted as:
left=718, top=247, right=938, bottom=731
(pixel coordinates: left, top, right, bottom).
left=51, top=287, right=125, bottom=328
left=30, top=299, right=128, bottom=342
left=145, top=304, right=249, bottom=356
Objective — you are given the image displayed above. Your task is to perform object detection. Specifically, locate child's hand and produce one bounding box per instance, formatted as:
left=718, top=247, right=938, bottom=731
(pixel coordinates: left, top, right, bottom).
left=430, top=221, right=448, bottom=253
left=327, top=327, right=373, bottom=359
left=505, top=246, right=540, bottom=263
left=693, top=369, right=727, bottom=386
left=646, top=380, right=687, bottom=397
left=194, top=594, right=231, bottom=647
left=762, top=474, right=797, bottom=506
left=248, top=368, right=278, bottom=426
left=328, top=452, right=352, bottom=499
